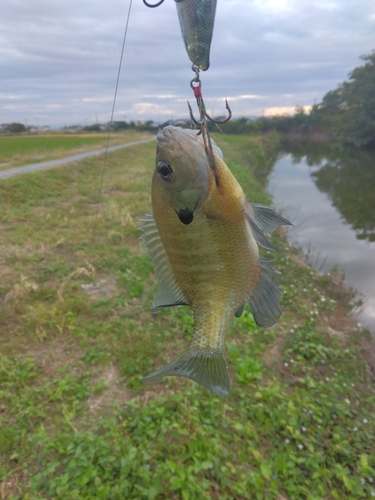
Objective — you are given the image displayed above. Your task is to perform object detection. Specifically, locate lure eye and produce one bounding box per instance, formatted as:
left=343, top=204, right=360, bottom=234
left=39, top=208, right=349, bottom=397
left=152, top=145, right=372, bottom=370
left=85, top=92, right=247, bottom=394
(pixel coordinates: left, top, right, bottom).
left=157, top=162, right=174, bottom=181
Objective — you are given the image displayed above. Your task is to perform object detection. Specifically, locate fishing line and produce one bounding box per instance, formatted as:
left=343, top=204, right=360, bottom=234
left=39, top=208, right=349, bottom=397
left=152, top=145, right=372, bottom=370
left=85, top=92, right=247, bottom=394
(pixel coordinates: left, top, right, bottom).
left=23, top=4, right=134, bottom=495
left=88, top=0, right=134, bottom=262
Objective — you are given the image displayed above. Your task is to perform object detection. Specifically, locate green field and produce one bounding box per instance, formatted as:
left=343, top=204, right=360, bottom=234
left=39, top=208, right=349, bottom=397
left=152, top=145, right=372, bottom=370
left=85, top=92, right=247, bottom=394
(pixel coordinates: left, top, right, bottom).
left=0, top=133, right=374, bottom=499
left=0, top=131, right=150, bottom=170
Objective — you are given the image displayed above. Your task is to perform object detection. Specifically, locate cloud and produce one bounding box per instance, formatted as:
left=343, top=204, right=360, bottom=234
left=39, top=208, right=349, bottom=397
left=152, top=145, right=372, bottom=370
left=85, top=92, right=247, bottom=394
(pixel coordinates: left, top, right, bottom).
left=0, top=0, right=374, bottom=126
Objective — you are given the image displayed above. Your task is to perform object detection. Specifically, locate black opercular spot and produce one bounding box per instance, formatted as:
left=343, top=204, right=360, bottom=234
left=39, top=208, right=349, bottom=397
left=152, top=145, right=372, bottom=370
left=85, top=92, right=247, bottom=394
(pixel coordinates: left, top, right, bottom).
left=157, top=161, right=174, bottom=181
left=176, top=208, right=194, bottom=225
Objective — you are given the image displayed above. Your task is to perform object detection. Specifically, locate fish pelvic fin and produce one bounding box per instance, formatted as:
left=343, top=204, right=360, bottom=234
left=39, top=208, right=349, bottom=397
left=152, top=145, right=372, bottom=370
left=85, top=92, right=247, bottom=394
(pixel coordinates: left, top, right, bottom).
left=247, top=259, right=282, bottom=328
left=142, top=347, right=230, bottom=397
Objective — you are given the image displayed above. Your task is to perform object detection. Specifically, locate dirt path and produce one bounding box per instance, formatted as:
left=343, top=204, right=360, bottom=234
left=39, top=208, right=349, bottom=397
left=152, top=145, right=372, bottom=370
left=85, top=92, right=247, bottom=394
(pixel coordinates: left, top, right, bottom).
left=0, top=136, right=155, bottom=180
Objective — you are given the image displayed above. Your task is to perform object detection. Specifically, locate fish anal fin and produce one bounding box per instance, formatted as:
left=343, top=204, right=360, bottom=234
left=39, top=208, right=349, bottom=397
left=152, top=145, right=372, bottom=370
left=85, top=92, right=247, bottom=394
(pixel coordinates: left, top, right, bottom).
left=142, top=348, right=230, bottom=397
left=138, top=214, right=188, bottom=311
left=151, top=274, right=189, bottom=312
left=247, top=259, right=282, bottom=327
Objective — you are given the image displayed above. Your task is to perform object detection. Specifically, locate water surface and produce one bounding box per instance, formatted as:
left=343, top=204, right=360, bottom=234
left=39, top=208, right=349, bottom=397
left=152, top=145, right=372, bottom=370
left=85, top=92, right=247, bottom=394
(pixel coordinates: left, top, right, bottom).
left=268, top=142, right=375, bottom=333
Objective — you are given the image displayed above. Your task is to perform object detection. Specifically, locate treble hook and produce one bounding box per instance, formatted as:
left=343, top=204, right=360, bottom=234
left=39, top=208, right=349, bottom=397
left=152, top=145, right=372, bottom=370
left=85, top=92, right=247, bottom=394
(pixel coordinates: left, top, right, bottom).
left=186, top=66, right=231, bottom=189
left=143, top=0, right=182, bottom=7
left=188, top=97, right=232, bottom=126
left=188, top=66, right=232, bottom=125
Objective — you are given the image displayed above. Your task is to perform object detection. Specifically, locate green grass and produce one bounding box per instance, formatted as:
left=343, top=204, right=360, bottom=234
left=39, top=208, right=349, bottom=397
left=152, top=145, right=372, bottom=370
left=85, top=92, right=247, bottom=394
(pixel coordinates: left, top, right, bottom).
left=0, top=133, right=374, bottom=499
left=0, top=131, right=151, bottom=169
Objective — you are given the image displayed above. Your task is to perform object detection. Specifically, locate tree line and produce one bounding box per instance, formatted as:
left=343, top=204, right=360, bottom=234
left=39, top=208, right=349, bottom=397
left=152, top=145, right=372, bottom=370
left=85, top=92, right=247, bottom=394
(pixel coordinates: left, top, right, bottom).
left=3, top=51, right=373, bottom=148
left=219, top=51, right=374, bottom=148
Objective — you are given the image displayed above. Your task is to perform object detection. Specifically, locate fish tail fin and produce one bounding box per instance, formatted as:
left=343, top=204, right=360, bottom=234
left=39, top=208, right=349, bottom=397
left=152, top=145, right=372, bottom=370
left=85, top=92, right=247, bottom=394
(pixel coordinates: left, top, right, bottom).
left=142, top=348, right=230, bottom=397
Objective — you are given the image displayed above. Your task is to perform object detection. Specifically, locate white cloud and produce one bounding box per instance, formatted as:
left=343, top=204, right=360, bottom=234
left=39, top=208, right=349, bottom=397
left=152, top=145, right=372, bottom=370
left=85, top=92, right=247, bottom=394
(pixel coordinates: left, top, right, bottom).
left=131, top=102, right=176, bottom=116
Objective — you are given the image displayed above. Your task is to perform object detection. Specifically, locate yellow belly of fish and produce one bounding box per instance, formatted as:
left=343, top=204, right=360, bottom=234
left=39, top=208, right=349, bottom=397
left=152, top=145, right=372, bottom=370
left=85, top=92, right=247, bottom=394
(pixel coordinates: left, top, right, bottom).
left=170, top=215, right=257, bottom=302
left=154, top=205, right=259, bottom=349
left=153, top=152, right=262, bottom=350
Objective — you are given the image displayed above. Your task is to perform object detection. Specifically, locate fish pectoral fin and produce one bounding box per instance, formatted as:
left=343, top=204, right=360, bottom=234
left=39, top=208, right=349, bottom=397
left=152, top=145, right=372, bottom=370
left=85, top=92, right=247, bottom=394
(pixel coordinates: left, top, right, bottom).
left=245, top=211, right=277, bottom=251
left=245, top=203, right=292, bottom=251
left=247, top=259, right=282, bottom=328
left=249, top=203, right=293, bottom=233
left=142, top=348, right=230, bottom=397
left=138, top=214, right=188, bottom=311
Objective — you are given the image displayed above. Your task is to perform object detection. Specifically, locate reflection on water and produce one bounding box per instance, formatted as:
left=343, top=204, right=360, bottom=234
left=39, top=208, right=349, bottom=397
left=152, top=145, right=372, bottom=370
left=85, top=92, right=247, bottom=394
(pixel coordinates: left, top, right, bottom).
left=268, top=140, right=375, bottom=333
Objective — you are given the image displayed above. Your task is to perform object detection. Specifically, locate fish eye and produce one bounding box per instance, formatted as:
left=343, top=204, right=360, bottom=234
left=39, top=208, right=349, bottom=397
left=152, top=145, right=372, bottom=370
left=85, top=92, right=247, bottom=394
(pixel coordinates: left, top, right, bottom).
left=157, top=162, right=174, bottom=181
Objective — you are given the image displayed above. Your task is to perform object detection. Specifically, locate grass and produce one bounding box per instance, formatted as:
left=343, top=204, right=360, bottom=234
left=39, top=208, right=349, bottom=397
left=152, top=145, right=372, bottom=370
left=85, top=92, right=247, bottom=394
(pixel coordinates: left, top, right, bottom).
left=0, top=131, right=152, bottom=170
left=0, top=132, right=374, bottom=499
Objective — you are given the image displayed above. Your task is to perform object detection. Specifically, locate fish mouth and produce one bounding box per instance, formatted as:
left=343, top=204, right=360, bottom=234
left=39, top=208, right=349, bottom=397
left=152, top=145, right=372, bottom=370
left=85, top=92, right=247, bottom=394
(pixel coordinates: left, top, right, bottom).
left=176, top=207, right=194, bottom=225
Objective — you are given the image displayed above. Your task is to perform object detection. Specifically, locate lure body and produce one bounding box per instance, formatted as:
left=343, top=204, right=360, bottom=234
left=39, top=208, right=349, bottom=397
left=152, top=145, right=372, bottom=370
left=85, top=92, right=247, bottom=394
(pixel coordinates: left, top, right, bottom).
left=176, top=0, right=217, bottom=70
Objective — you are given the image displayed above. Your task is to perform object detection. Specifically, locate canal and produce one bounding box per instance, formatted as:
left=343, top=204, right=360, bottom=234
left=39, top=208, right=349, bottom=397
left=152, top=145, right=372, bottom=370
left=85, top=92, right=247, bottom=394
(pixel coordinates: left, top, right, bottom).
left=268, top=140, right=375, bottom=333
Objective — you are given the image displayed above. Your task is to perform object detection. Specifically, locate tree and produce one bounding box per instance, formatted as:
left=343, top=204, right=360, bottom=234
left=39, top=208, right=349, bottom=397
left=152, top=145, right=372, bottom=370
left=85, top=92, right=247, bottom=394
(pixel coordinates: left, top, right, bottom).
left=255, top=50, right=375, bottom=147
left=317, top=51, right=375, bottom=147
left=5, top=122, right=27, bottom=133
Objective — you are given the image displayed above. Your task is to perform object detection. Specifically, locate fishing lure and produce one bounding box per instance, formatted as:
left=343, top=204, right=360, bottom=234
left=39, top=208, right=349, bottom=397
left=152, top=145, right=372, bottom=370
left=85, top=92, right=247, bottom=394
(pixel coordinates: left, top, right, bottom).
left=143, top=0, right=217, bottom=71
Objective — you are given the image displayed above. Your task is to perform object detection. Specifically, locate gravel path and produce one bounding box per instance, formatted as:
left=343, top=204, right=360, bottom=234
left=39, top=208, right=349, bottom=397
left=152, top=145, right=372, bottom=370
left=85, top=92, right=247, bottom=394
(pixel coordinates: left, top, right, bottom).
left=0, top=136, right=155, bottom=180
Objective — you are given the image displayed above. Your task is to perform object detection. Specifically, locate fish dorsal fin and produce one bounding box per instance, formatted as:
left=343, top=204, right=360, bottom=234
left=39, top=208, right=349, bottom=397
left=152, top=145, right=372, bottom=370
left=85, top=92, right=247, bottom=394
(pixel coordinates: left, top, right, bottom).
left=247, top=259, right=282, bottom=327
left=142, top=347, right=230, bottom=397
left=138, top=214, right=188, bottom=311
left=245, top=203, right=292, bottom=251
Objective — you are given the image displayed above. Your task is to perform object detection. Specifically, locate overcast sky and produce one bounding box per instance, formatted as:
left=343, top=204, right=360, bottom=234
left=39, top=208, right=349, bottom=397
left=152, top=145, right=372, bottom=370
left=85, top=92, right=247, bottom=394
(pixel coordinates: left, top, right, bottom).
left=1, top=0, right=374, bottom=127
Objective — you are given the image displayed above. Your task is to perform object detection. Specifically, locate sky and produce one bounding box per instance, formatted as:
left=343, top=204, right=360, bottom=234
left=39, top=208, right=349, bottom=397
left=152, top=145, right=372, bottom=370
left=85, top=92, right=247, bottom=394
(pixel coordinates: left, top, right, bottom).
left=1, top=0, right=374, bottom=128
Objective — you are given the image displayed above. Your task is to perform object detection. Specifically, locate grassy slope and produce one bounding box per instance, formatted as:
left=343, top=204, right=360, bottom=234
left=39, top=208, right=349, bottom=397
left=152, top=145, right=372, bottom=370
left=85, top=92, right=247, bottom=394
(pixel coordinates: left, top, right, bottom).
left=0, top=133, right=374, bottom=499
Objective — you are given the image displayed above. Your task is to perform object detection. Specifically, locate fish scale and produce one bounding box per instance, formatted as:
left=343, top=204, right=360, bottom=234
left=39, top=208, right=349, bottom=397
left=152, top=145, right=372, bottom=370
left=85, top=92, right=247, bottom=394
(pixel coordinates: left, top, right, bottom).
left=154, top=202, right=257, bottom=308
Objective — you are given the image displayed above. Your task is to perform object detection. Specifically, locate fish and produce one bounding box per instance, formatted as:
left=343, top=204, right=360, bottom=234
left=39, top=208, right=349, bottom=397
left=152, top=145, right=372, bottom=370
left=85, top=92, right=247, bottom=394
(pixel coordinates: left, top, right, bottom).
left=175, top=0, right=217, bottom=71
left=138, top=126, right=291, bottom=397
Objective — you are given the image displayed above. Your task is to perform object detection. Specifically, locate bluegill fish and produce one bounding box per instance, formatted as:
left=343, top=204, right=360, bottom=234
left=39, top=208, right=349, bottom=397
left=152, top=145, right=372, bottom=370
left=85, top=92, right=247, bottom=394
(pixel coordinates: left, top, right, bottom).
left=176, top=0, right=217, bottom=71
left=139, top=126, right=291, bottom=396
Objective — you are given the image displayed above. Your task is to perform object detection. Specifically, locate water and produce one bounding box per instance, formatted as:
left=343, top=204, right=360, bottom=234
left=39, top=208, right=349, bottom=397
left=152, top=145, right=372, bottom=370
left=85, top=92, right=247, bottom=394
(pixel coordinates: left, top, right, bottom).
left=267, top=141, right=375, bottom=333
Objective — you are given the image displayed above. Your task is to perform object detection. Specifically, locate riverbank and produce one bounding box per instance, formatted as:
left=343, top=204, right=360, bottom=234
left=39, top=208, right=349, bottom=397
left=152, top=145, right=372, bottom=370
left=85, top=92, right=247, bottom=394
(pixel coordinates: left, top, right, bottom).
left=0, top=132, right=374, bottom=499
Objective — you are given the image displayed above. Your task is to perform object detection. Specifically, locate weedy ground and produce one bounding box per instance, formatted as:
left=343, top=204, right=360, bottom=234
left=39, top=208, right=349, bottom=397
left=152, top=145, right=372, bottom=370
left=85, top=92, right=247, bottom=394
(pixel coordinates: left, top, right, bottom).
left=0, top=132, right=374, bottom=499
left=0, top=131, right=148, bottom=171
